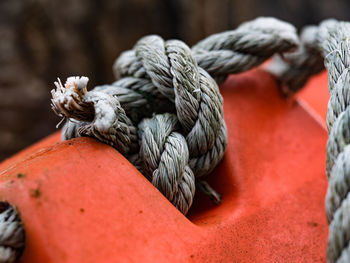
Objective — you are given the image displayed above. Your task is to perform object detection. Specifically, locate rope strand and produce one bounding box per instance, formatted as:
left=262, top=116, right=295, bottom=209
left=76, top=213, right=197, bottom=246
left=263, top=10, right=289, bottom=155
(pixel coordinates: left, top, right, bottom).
left=271, top=19, right=350, bottom=263
left=0, top=202, right=25, bottom=263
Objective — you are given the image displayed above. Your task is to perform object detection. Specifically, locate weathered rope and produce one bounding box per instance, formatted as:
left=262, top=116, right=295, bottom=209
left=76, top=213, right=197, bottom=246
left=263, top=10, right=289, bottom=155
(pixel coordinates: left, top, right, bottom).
left=109, top=17, right=298, bottom=177
left=138, top=113, right=195, bottom=214
left=192, top=17, right=299, bottom=83
left=271, top=19, right=350, bottom=263
left=51, top=77, right=139, bottom=156
left=0, top=202, right=25, bottom=263
left=114, top=17, right=298, bottom=85
left=118, top=35, right=227, bottom=178
left=51, top=17, right=299, bottom=215
left=94, top=78, right=176, bottom=124
left=266, top=26, right=324, bottom=96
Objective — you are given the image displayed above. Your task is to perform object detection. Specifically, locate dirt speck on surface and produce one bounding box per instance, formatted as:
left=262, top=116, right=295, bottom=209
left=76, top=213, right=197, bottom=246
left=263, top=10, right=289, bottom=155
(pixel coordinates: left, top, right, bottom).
left=17, top=173, right=25, bottom=179
left=307, top=221, right=318, bottom=227
left=30, top=188, right=41, bottom=198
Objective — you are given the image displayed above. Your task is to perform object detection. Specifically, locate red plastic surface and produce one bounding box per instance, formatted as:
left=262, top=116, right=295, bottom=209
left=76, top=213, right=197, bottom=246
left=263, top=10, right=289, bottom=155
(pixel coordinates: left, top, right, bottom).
left=0, top=69, right=328, bottom=262
left=298, top=71, right=329, bottom=122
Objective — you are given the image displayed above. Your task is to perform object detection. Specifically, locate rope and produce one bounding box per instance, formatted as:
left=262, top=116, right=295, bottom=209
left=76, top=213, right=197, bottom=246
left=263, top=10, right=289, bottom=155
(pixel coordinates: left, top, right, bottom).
left=51, top=77, right=139, bottom=156
left=270, top=19, right=350, bottom=263
left=51, top=17, right=299, bottom=215
left=192, top=17, right=299, bottom=83
left=138, top=113, right=195, bottom=214
left=114, top=17, right=298, bottom=86
left=0, top=202, right=25, bottom=263
left=266, top=25, right=324, bottom=96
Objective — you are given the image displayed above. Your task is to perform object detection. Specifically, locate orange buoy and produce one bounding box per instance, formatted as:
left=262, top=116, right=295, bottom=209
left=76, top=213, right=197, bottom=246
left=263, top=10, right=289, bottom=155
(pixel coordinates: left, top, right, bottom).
left=298, top=71, right=329, bottom=123
left=0, top=69, right=327, bottom=262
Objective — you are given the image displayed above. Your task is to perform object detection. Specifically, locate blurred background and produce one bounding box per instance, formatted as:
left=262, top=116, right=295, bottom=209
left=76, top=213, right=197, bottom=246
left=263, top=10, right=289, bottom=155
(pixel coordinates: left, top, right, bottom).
left=0, top=0, right=349, bottom=160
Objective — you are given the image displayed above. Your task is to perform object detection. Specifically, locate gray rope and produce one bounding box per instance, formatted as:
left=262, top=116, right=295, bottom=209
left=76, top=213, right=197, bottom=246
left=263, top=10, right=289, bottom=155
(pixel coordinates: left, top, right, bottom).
left=52, top=51, right=224, bottom=212
left=51, top=17, right=300, bottom=215
left=271, top=19, right=350, bottom=263
left=266, top=25, right=324, bottom=95
left=114, top=17, right=298, bottom=85
left=0, top=202, right=25, bottom=263
left=192, top=17, right=299, bottom=83
left=138, top=113, right=195, bottom=214
left=102, top=35, right=228, bottom=178
left=94, top=77, right=175, bottom=124
left=51, top=77, right=138, bottom=156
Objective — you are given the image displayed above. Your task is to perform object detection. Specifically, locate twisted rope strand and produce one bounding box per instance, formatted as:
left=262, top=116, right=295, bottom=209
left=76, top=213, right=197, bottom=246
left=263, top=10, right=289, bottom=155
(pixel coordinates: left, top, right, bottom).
left=266, top=26, right=324, bottom=95
left=0, top=202, right=25, bottom=263
left=322, top=22, right=350, bottom=262
left=271, top=19, right=350, bottom=263
left=94, top=78, right=175, bottom=123
left=114, top=17, right=298, bottom=85
left=138, top=113, right=195, bottom=214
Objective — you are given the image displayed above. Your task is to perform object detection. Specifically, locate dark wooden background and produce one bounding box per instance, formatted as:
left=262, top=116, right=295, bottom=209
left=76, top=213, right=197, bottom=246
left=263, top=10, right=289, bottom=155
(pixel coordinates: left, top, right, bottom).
left=0, top=0, right=349, bottom=160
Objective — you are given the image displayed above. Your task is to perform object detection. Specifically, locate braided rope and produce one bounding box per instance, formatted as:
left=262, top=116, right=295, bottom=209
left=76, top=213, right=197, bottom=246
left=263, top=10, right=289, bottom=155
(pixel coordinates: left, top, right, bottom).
left=51, top=17, right=299, bottom=215
left=0, top=202, right=25, bottom=263
left=270, top=19, right=350, bottom=263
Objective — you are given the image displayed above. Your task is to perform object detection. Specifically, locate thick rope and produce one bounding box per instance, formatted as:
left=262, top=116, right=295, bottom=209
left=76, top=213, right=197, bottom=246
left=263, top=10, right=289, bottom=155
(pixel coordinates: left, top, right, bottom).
left=271, top=19, right=350, bottom=263
left=51, top=77, right=138, bottom=156
left=114, top=17, right=298, bottom=85
left=51, top=17, right=299, bottom=215
left=0, top=202, right=25, bottom=263
left=266, top=26, right=324, bottom=96
left=138, top=113, right=195, bottom=214
left=192, top=17, right=298, bottom=83
left=94, top=78, right=175, bottom=124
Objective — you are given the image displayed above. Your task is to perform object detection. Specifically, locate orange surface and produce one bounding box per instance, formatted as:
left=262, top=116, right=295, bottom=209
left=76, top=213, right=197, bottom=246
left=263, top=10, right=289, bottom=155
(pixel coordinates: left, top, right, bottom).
left=0, top=69, right=328, bottom=262
left=298, top=71, right=329, bottom=122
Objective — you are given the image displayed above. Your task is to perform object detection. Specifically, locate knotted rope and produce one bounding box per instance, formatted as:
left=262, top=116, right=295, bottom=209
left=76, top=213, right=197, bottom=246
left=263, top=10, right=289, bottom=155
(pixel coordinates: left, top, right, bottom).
left=270, top=19, right=350, bottom=263
left=51, top=17, right=299, bottom=215
left=114, top=17, right=298, bottom=85
left=52, top=77, right=139, bottom=156
left=138, top=113, right=195, bottom=214
left=0, top=202, right=25, bottom=263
